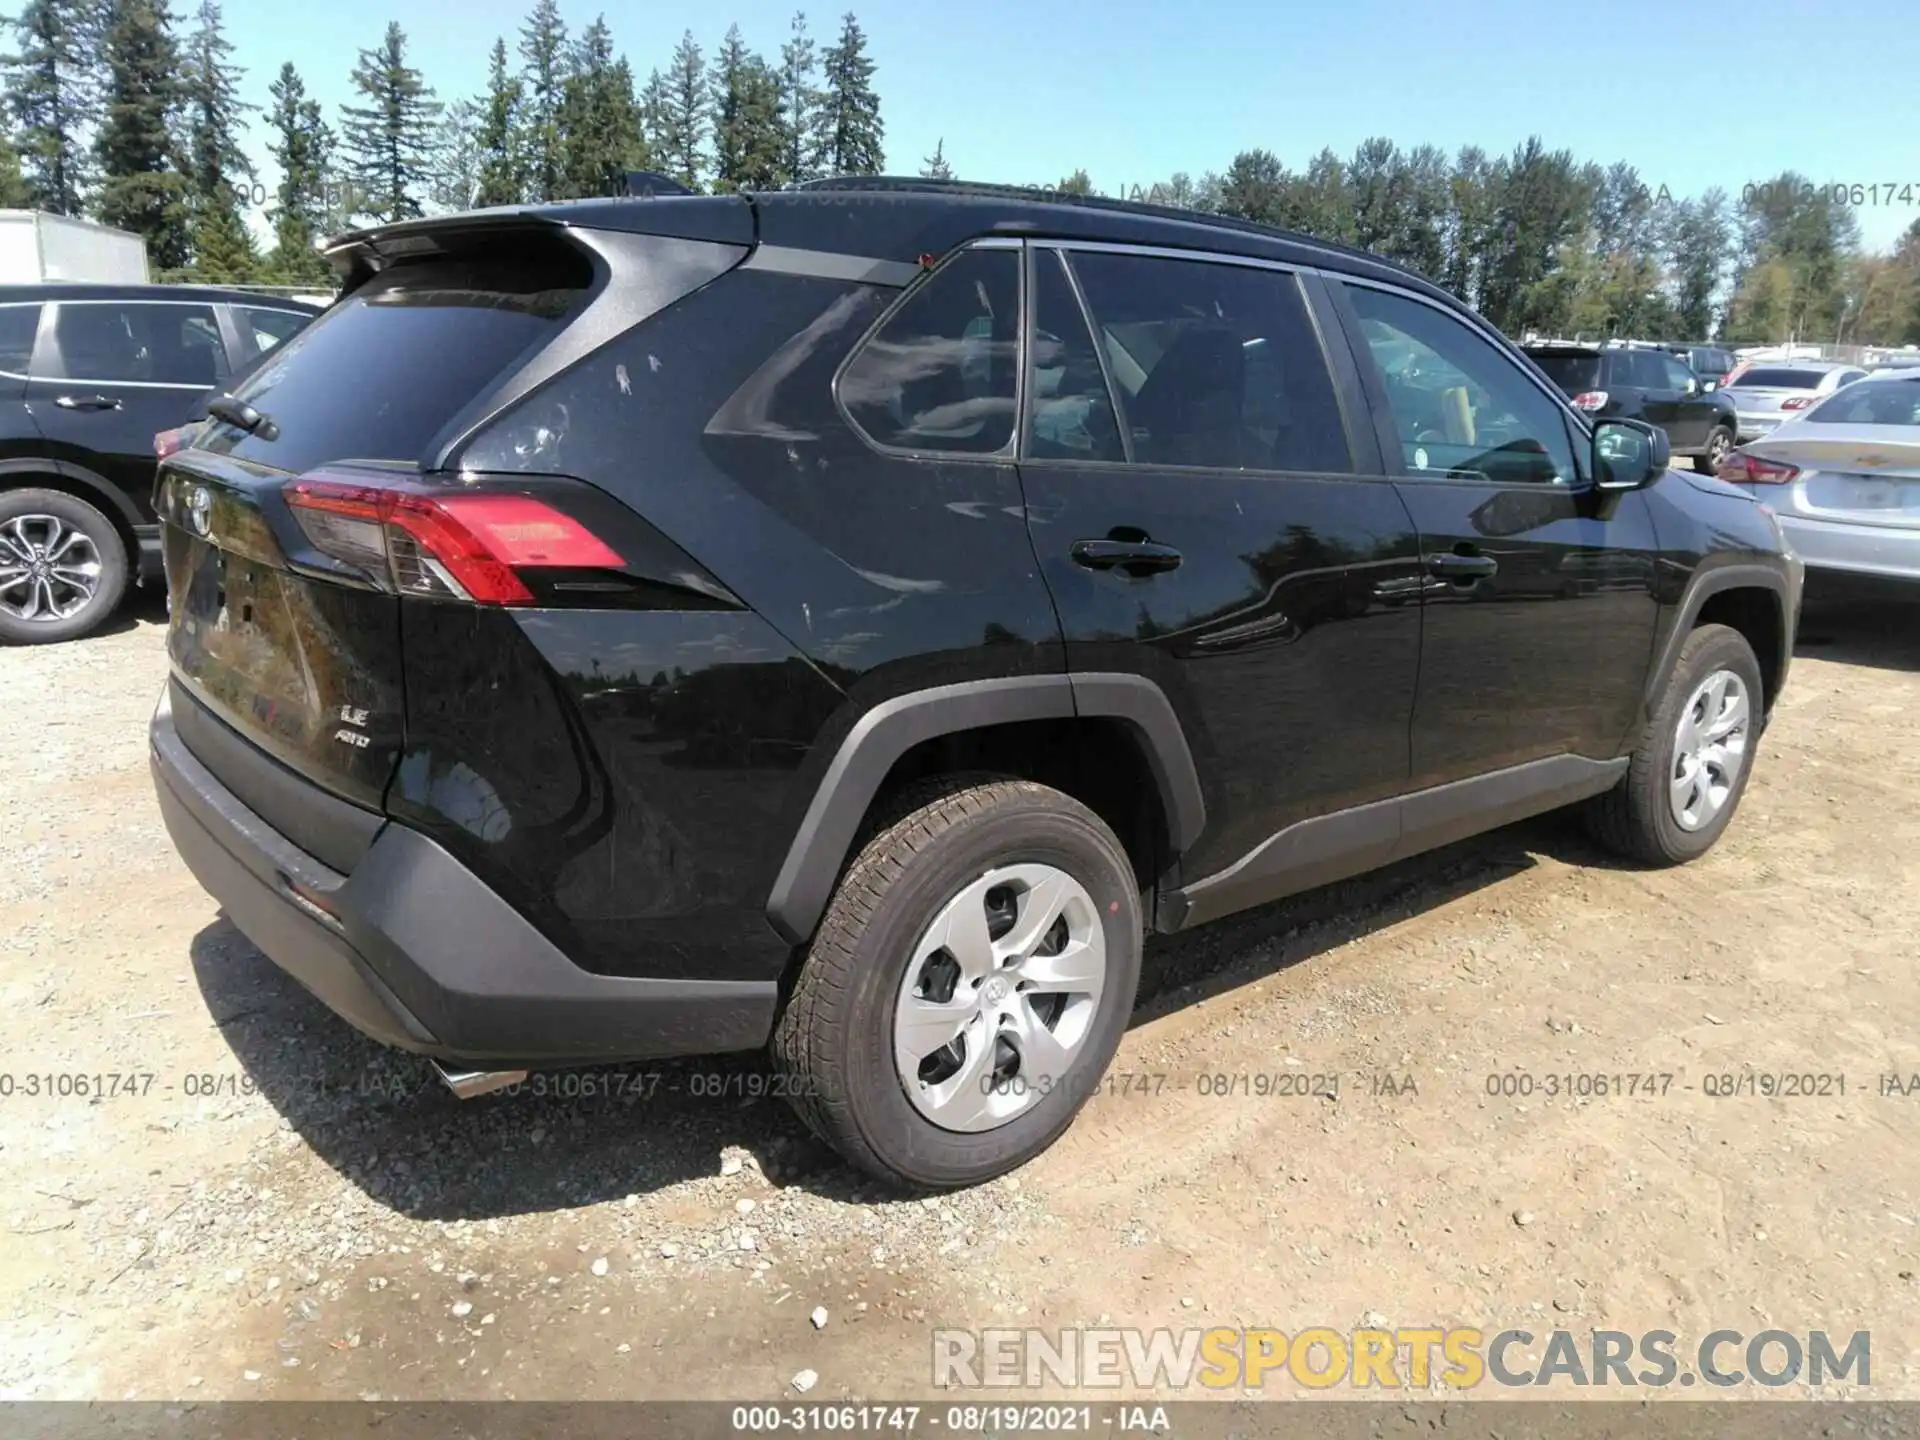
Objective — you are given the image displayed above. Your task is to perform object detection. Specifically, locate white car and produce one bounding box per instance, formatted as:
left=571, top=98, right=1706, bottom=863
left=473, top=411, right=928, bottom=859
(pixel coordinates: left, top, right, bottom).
left=1721, top=361, right=1869, bottom=442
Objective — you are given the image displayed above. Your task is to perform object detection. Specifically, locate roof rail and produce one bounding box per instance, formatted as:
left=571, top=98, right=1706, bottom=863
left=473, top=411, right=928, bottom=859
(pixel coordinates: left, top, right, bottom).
left=785, top=175, right=1437, bottom=284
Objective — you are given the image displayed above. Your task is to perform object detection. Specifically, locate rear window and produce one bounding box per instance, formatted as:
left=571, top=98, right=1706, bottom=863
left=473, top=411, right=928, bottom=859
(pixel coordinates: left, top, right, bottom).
left=200, top=251, right=590, bottom=475
left=1527, top=352, right=1601, bottom=394
left=1731, top=367, right=1825, bottom=389
left=1805, top=378, right=1920, bottom=426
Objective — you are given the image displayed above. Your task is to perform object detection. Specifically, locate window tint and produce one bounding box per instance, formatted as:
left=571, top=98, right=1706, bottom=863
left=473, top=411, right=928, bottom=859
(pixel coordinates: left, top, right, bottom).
left=1026, top=250, right=1124, bottom=462
left=1660, top=355, right=1697, bottom=390
left=839, top=247, right=1019, bottom=454
left=239, top=306, right=312, bottom=356
left=45, top=302, right=227, bottom=386
left=0, top=303, right=40, bottom=373
left=1346, top=284, right=1577, bottom=485
left=1526, top=352, right=1600, bottom=394
left=1806, top=377, right=1920, bottom=426
left=1732, top=367, right=1825, bottom=389
left=203, top=252, right=589, bottom=473
left=1066, top=251, right=1349, bottom=473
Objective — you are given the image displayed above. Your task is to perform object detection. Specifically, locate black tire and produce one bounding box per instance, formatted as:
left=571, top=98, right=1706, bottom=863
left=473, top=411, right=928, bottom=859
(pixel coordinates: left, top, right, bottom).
left=1693, top=424, right=1734, bottom=475
left=1585, top=623, right=1764, bottom=865
left=771, top=775, right=1143, bottom=1190
left=0, top=488, right=129, bottom=645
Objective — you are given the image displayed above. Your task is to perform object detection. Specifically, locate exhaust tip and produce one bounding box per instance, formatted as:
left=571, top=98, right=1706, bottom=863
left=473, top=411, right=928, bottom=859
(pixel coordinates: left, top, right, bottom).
left=432, top=1061, right=529, bottom=1100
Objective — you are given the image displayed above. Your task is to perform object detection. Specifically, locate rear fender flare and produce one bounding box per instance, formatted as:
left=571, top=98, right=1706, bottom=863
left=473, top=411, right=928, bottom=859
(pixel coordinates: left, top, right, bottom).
left=764, top=673, right=1205, bottom=946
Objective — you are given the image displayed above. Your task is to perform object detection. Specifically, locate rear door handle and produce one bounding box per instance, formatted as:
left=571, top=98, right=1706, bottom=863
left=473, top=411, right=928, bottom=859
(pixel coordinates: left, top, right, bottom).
left=53, top=394, right=121, bottom=411
left=1070, top=538, right=1184, bottom=574
left=1426, top=552, right=1498, bottom=580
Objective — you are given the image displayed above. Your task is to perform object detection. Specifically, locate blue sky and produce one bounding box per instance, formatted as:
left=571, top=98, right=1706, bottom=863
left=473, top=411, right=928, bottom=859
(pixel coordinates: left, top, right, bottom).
left=224, top=0, right=1920, bottom=252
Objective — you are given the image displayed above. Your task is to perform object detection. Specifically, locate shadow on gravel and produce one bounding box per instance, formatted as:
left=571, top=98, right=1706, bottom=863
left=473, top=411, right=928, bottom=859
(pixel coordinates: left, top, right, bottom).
left=1794, top=583, right=1920, bottom=674
left=191, top=805, right=1624, bottom=1215
left=93, top=585, right=170, bottom=639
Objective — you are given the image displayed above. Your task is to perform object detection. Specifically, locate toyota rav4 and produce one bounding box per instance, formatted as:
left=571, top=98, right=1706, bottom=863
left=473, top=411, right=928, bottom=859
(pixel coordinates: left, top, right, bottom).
left=149, top=180, right=1803, bottom=1189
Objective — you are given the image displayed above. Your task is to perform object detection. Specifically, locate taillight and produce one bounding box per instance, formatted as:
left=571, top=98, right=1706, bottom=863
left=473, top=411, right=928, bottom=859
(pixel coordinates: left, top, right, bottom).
left=283, top=472, right=625, bottom=606
left=1571, top=390, right=1609, bottom=412
left=1716, top=449, right=1801, bottom=485
left=1780, top=395, right=1816, bottom=411
left=155, top=426, right=190, bottom=458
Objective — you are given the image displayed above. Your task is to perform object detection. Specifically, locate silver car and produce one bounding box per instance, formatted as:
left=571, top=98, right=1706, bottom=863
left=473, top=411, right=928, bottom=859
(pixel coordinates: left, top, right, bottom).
left=1722, top=361, right=1869, bottom=442
left=1718, top=369, right=1920, bottom=583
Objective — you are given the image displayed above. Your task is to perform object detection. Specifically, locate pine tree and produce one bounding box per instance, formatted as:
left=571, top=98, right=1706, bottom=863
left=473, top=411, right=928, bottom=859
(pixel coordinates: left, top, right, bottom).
left=473, top=37, right=524, bottom=207
left=709, top=26, right=784, bottom=193
left=556, top=17, right=646, bottom=199
left=0, top=132, right=33, bottom=206
left=817, top=12, right=881, bottom=176
left=181, top=0, right=254, bottom=280
left=516, top=0, right=566, bottom=202
left=776, top=11, right=821, bottom=183
left=428, top=96, right=480, bottom=212
left=340, top=21, right=441, bottom=225
left=5, top=0, right=99, bottom=214
left=263, top=63, right=332, bottom=282
left=94, top=0, right=190, bottom=270
left=918, top=138, right=951, bottom=181
left=1056, top=169, right=1091, bottom=196
left=659, top=30, right=706, bottom=191
left=638, top=66, right=671, bottom=173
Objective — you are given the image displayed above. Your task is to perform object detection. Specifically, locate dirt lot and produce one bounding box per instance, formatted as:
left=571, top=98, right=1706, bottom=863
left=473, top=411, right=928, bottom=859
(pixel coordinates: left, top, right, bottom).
left=2, top=585, right=1918, bottom=1405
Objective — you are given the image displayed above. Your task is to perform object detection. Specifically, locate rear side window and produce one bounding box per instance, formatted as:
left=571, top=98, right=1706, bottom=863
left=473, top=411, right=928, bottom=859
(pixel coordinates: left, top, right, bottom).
left=238, top=305, right=312, bottom=356
left=1067, top=250, right=1349, bottom=473
left=0, top=303, right=39, bottom=374
left=1026, top=249, right=1124, bottom=463
left=839, top=247, right=1019, bottom=455
left=202, top=252, right=589, bottom=474
left=43, top=301, right=227, bottom=386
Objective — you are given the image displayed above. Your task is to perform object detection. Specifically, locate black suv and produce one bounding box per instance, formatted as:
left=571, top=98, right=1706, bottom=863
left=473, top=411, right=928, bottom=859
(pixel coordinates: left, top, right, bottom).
left=148, top=182, right=1801, bottom=1188
left=1522, top=342, right=1740, bottom=476
left=0, top=283, right=318, bottom=643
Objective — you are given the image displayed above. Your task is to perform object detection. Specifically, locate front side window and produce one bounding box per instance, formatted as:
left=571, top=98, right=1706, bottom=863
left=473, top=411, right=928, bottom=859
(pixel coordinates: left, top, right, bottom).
left=1660, top=355, right=1697, bottom=390
left=1066, top=250, right=1349, bottom=473
left=1346, top=284, right=1577, bottom=485
left=839, top=247, right=1019, bottom=455
left=43, top=302, right=227, bottom=386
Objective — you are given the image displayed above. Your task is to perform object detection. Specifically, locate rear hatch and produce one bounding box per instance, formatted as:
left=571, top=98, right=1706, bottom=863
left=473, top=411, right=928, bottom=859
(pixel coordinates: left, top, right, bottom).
left=159, top=221, right=632, bottom=837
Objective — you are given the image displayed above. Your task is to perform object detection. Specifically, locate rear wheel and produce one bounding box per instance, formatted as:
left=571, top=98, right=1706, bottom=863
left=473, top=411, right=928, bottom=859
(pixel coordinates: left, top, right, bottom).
left=1693, top=424, right=1734, bottom=475
left=0, top=489, right=128, bottom=645
left=1585, top=623, right=1763, bottom=864
left=771, top=776, right=1142, bottom=1190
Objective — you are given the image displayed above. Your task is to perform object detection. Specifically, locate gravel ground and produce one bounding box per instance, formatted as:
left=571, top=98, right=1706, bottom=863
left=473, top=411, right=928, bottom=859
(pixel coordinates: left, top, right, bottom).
left=2, top=584, right=1918, bottom=1402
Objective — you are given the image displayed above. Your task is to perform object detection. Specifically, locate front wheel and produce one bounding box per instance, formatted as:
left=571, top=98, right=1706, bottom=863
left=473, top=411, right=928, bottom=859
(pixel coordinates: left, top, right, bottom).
left=771, top=776, right=1143, bottom=1190
left=1585, top=623, right=1763, bottom=864
left=1693, top=425, right=1734, bottom=475
left=0, top=488, right=129, bottom=645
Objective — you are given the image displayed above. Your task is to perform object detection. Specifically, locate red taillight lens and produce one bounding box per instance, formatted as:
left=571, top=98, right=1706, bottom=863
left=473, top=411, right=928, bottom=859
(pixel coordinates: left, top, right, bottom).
left=284, top=474, right=625, bottom=606
left=155, top=426, right=189, bottom=458
left=1780, top=395, right=1816, bottom=411
left=1571, top=390, right=1609, bottom=412
left=1716, top=449, right=1801, bottom=485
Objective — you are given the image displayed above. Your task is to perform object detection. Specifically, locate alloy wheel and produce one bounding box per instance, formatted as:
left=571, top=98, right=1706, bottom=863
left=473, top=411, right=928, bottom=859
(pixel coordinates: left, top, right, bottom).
left=0, top=514, right=103, bottom=623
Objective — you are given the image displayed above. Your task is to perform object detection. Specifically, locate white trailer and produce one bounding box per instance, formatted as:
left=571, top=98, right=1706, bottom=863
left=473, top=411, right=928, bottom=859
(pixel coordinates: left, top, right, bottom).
left=0, top=210, right=151, bottom=284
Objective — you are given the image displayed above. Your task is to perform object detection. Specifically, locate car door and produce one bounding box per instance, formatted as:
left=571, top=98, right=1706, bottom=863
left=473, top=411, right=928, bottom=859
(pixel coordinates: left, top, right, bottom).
left=0, top=300, right=44, bottom=464
left=1657, top=351, right=1713, bottom=448
left=1015, top=242, right=1425, bottom=902
left=1626, top=349, right=1686, bottom=441
left=1330, top=279, right=1661, bottom=797
left=25, top=297, right=231, bottom=522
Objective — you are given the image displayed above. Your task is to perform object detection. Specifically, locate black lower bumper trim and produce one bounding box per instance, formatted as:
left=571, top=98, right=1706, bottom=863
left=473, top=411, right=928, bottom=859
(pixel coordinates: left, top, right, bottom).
left=151, top=687, right=781, bottom=1065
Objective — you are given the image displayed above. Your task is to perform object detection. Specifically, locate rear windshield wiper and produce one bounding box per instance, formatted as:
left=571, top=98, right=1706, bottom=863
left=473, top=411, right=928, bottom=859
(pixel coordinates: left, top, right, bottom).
left=207, top=393, right=279, bottom=441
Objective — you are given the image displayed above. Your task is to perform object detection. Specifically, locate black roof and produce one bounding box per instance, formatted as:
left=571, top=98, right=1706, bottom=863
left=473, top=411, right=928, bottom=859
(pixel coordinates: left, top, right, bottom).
left=0, top=281, right=320, bottom=308
left=326, top=175, right=1459, bottom=310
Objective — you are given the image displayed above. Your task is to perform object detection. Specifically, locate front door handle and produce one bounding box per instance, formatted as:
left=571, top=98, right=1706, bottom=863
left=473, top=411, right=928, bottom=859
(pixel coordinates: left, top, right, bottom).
left=1426, top=551, right=1498, bottom=581
left=1070, top=538, right=1184, bottom=574
left=53, top=394, right=122, bottom=411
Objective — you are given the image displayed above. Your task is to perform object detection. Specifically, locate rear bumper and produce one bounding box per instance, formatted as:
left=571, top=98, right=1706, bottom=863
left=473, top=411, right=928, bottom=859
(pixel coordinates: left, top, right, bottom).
left=1735, top=416, right=1783, bottom=442
left=1774, top=513, right=1920, bottom=583
left=150, top=687, right=779, bottom=1066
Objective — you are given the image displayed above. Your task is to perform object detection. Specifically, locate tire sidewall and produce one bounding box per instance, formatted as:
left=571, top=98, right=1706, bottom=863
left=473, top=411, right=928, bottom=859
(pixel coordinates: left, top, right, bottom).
left=836, top=798, right=1141, bottom=1189
left=1646, top=628, right=1763, bottom=859
left=0, top=490, right=129, bottom=645
left=1694, top=425, right=1733, bottom=476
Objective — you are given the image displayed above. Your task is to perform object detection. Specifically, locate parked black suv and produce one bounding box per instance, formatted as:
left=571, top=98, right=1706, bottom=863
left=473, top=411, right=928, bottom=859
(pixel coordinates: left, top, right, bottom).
left=0, top=283, right=318, bottom=643
left=1522, top=341, right=1740, bottom=476
left=148, top=182, right=1802, bottom=1188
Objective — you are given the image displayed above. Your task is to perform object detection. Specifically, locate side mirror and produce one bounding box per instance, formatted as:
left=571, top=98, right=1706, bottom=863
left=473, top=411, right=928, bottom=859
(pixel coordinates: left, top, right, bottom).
left=1593, top=417, right=1668, bottom=491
